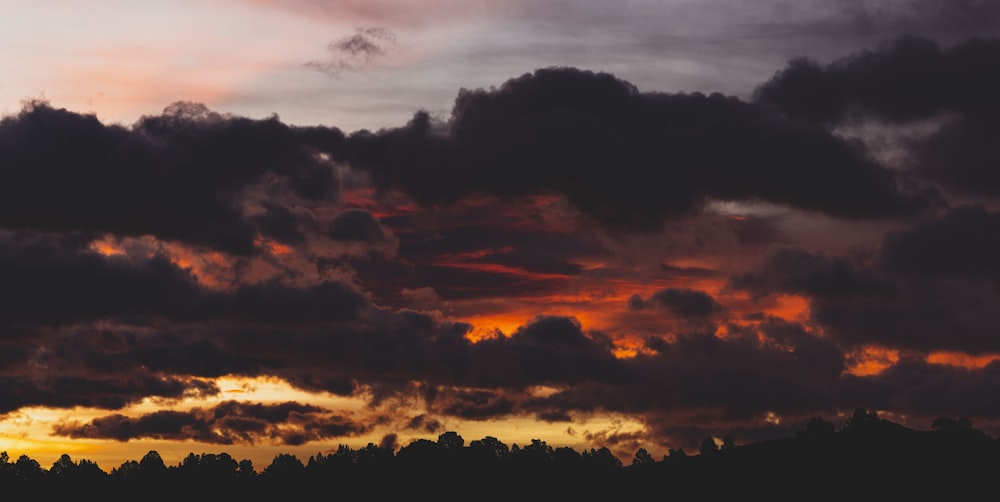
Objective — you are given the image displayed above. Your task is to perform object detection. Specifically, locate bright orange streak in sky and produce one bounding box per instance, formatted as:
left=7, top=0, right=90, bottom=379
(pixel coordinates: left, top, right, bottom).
left=90, top=239, right=125, bottom=256
left=847, top=346, right=900, bottom=376
left=256, top=238, right=293, bottom=256
left=762, top=294, right=810, bottom=320
left=927, top=351, right=1000, bottom=369
left=431, top=257, right=575, bottom=284
left=163, top=244, right=232, bottom=289
left=722, top=291, right=811, bottom=322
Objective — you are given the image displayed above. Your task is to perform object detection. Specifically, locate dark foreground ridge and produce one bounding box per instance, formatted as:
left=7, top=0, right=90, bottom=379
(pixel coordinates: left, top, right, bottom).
left=2, top=408, right=998, bottom=500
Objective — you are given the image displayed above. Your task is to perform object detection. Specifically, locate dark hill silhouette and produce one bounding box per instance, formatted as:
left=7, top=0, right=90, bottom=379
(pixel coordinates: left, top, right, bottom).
left=2, top=408, right=998, bottom=500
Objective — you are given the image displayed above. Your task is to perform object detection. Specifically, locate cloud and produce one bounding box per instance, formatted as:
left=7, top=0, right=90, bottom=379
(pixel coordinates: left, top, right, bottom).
left=509, top=320, right=849, bottom=448
left=0, top=101, right=343, bottom=255
left=328, top=208, right=389, bottom=243
left=732, top=205, right=1000, bottom=354
left=754, top=35, right=1000, bottom=198
left=840, top=0, right=1000, bottom=40
left=729, top=247, right=886, bottom=300
left=0, top=370, right=219, bottom=415
left=305, top=26, right=397, bottom=78
left=754, top=35, right=1000, bottom=124
left=0, top=231, right=366, bottom=327
left=53, top=400, right=370, bottom=445
left=321, top=203, right=605, bottom=303
left=844, top=356, right=1000, bottom=420
left=627, top=288, right=727, bottom=318
left=253, top=202, right=315, bottom=245
left=342, top=67, right=931, bottom=231
left=240, top=0, right=508, bottom=29
left=915, top=115, right=1000, bottom=197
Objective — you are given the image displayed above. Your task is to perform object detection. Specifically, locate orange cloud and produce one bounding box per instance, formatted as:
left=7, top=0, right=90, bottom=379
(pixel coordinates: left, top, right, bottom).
left=927, top=351, right=1000, bottom=369
left=846, top=346, right=900, bottom=376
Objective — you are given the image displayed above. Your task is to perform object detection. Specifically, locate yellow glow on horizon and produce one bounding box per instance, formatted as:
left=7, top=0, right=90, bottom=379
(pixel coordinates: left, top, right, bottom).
left=124, top=375, right=369, bottom=414
left=0, top=376, right=379, bottom=472
left=0, top=373, right=658, bottom=470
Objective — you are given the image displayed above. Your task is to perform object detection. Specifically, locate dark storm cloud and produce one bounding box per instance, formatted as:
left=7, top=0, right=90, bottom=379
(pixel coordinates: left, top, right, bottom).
left=53, top=400, right=369, bottom=445
left=754, top=35, right=1000, bottom=197
left=434, top=389, right=516, bottom=420
left=253, top=202, right=315, bottom=245
left=253, top=314, right=625, bottom=398
left=323, top=211, right=605, bottom=303
left=627, top=288, right=727, bottom=318
left=406, top=414, right=443, bottom=434
left=113, top=308, right=470, bottom=398
left=840, top=0, right=1000, bottom=40
left=514, top=320, right=849, bottom=448
left=81, top=313, right=629, bottom=407
left=0, top=232, right=201, bottom=326
left=0, top=372, right=218, bottom=415
left=343, top=67, right=927, bottom=230
left=392, top=309, right=1000, bottom=450
left=328, top=208, right=388, bottom=243
left=466, top=316, right=629, bottom=388
left=729, top=247, right=887, bottom=299
left=0, top=324, right=223, bottom=416
left=0, top=101, right=342, bottom=255
left=916, top=115, right=1000, bottom=196
left=876, top=205, right=1000, bottom=277
left=840, top=357, right=1000, bottom=420
left=754, top=35, right=1000, bottom=124
left=370, top=314, right=869, bottom=442
left=732, top=205, right=1000, bottom=354
left=0, top=231, right=366, bottom=327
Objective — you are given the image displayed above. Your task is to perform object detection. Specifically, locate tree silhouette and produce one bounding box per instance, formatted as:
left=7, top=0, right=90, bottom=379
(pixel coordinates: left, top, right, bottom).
left=261, top=452, right=305, bottom=480
left=552, top=445, right=583, bottom=469
left=48, top=454, right=76, bottom=478
left=632, top=447, right=655, bottom=466
left=583, top=447, right=622, bottom=469
left=468, top=435, right=510, bottom=462
left=354, top=441, right=394, bottom=468
left=801, top=415, right=836, bottom=437
left=699, top=437, right=719, bottom=457
left=512, top=438, right=554, bottom=468
left=111, top=459, right=140, bottom=479
left=138, top=450, right=167, bottom=475
left=721, top=434, right=737, bottom=451
left=843, top=407, right=880, bottom=431
left=14, top=454, right=43, bottom=483
left=437, top=431, right=465, bottom=449
left=237, top=458, right=256, bottom=479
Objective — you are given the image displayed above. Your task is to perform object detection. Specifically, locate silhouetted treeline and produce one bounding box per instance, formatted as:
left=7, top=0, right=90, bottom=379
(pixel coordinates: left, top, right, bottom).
left=3, top=409, right=999, bottom=500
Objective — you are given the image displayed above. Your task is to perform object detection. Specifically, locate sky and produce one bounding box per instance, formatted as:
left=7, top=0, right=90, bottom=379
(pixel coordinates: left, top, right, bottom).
left=2, top=0, right=1000, bottom=471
